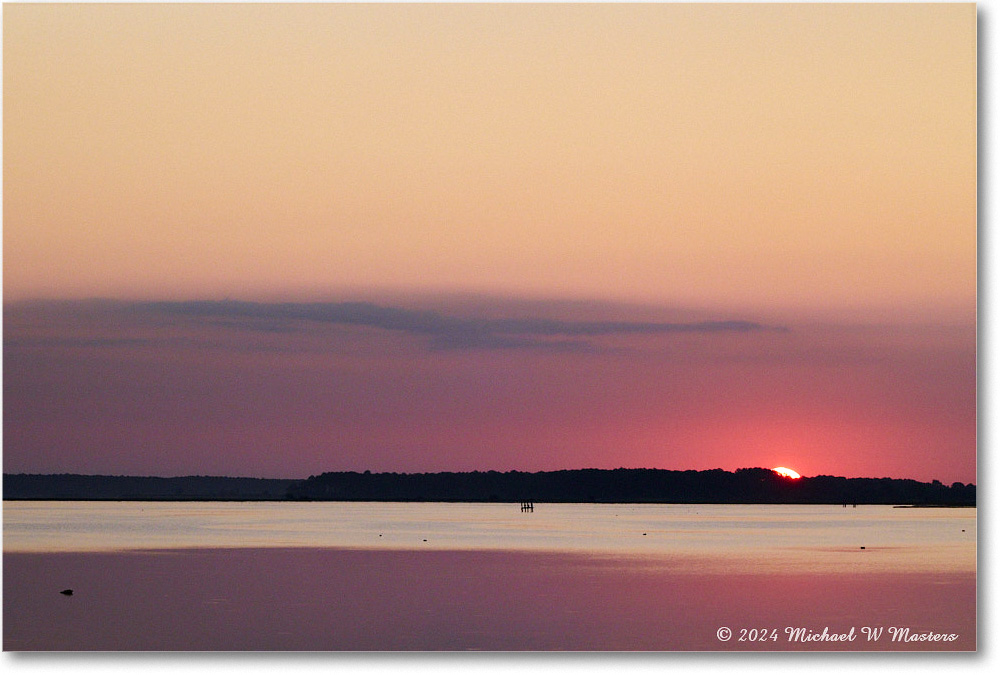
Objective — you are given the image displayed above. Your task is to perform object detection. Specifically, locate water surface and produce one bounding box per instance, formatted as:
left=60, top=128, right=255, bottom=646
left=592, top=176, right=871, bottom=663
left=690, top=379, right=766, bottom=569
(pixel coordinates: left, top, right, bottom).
left=3, top=502, right=976, bottom=650
left=3, top=501, right=976, bottom=574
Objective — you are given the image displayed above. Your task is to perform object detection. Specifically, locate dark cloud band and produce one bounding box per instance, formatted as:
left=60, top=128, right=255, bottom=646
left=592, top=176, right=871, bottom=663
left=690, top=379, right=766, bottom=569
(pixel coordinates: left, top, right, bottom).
left=136, top=300, right=781, bottom=351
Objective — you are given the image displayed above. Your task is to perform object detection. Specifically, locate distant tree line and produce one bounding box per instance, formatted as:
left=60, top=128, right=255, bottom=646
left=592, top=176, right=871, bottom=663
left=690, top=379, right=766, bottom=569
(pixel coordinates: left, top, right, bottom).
left=3, top=474, right=296, bottom=500
left=3, top=468, right=975, bottom=504
left=284, top=468, right=976, bottom=505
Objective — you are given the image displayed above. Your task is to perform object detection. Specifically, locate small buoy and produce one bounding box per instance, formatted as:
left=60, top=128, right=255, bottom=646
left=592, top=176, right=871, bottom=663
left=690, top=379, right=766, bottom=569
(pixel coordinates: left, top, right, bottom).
left=60, top=589, right=73, bottom=596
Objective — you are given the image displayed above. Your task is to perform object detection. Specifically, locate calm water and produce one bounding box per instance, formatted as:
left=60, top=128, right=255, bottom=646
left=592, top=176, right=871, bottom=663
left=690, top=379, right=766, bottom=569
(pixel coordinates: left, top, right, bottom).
left=3, top=501, right=977, bottom=573
left=2, top=502, right=977, bottom=650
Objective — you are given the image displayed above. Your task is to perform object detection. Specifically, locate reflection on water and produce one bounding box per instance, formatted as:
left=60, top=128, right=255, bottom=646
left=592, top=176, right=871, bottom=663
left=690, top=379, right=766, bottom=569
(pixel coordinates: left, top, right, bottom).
left=2, top=502, right=977, bottom=650
left=3, top=501, right=977, bottom=574
left=3, top=548, right=976, bottom=650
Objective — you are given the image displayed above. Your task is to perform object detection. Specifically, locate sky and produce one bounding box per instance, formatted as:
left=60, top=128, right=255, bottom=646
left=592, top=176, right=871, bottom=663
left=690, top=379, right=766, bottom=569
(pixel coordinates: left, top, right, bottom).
left=2, top=3, right=977, bottom=483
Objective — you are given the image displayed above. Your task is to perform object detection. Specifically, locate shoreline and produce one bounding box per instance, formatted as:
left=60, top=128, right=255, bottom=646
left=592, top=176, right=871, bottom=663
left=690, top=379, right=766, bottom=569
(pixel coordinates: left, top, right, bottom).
left=4, top=469, right=976, bottom=506
left=2, top=498, right=977, bottom=506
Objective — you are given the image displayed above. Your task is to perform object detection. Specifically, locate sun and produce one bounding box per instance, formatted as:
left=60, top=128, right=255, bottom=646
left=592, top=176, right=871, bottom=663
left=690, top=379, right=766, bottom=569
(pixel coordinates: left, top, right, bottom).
left=772, top=466, right=801, bottom=479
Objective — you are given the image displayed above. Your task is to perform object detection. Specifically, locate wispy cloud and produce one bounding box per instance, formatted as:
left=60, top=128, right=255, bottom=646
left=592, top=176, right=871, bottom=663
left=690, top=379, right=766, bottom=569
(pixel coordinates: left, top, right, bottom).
left=133, top=300, right=783, bottom=351
left=3, top=337, right=156, bottom=350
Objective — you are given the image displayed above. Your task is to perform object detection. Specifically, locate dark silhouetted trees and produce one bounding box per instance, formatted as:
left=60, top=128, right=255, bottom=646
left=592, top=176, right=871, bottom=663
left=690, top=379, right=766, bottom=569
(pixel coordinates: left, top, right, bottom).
left=3, top=469, right=975, bottom=504
left=284, top=468, right=975, bottom=505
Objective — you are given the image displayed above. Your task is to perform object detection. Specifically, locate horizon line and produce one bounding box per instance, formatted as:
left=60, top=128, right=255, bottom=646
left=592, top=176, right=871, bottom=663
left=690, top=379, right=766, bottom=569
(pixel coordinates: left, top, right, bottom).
left=1, top=468, right=976, bottom=487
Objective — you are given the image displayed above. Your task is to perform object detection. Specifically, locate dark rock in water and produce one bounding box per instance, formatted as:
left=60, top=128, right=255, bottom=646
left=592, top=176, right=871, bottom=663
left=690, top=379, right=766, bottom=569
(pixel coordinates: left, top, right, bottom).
left=860, top=547, right=865, bottom=550
left=642, top=533, right=647, bottom=536
left=60, top=589, right=73, bottom=596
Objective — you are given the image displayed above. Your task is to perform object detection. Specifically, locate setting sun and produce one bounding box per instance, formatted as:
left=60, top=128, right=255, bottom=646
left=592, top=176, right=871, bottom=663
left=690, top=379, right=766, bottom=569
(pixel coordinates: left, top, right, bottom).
left=772, top=467, right=802, bottom=479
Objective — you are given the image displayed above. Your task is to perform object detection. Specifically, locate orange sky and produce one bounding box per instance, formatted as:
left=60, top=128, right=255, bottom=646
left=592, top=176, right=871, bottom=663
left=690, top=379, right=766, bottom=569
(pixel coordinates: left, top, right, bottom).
left=3, top=3, right=977, bottom=317
left=1, top=4, right=978, bottom=483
